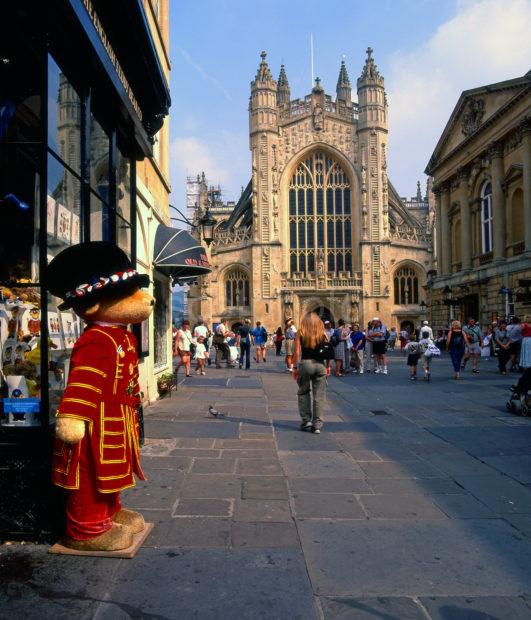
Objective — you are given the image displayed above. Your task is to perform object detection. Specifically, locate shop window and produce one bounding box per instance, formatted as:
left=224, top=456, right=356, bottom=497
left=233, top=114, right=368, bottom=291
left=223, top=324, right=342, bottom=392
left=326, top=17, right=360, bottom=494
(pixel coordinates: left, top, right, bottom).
left=393, top=266, right=419, bottom=305
left=89, top=115, right=110, bottom=202
left=116, top=147, right=132, bottom=256
left=510, top=188, right=524, bottom=244
left=480, top=182, right=493, bottom=254
left=153, top=275, right=169, bottom=368
left=225, top=269, right=250, bottom=307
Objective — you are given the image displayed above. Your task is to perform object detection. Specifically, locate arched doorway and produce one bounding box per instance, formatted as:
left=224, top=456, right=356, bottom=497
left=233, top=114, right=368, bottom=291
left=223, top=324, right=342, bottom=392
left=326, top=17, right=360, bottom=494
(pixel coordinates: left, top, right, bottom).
left=231, top=321, right=242, bottom=333
left=400, top=320, right=414, bottom=334
left=311, top=306, right=333, bottom=324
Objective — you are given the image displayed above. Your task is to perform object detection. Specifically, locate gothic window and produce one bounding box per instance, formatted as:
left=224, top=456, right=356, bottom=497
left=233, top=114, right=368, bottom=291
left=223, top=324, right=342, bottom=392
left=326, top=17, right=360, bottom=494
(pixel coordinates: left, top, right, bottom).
left=288, top=151, right=352, bottom=275
left=480, top=181, right=493, bottom=253
left=393, top=266, right=419, bottom=305
left=225, top=269, right=250, bottom=307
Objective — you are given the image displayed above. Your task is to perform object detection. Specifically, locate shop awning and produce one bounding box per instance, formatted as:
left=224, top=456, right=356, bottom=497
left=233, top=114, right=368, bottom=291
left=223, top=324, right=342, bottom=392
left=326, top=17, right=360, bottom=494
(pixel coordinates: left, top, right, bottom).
left=153, top=225, right=211, bottom=283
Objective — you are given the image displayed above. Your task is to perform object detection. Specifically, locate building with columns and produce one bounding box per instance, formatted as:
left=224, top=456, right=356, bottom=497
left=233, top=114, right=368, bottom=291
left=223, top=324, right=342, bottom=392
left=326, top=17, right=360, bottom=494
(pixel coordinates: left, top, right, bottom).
left=426, top=71, right=531, bottom=327
left=188, top=49, right=433, bottom=332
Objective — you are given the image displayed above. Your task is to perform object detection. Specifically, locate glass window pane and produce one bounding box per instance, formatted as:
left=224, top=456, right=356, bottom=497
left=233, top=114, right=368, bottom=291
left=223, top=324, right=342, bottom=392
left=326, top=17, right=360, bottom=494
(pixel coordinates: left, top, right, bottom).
left=336, top=220, right=343, bottom=247
left=307, top=254, right=315, bottom=273
left=317, top=220, right=324, bottom=248
left=290, top=253, right=297, bottom=273
left=154, top=276, right=169, bottom=368
left=116, top=148, right=131, bottom=224
left=47, top=153, right=81, bottom=260
left=47, top=55, right=81, bottom=174
left=289, top=189, right=296, bottom=215
left=335, top=189, right=342, bottom=214
left=327, top=220, right=334, bottom=248
left=326, top=188, right=333, bottom=215
left=307, top=220, right=314, bottom=247
left=328, top=253, right=335, bottom=272
left=116, top=215, right=131, bottom=258
left=90, top=191, right=109, bottom=241
left=337, top=253, right=344, bottom=272
left=307, top=189, right=314, bottom=216
left=316, top=189, right=323, bottom=215
left=344, top=189, right=351, bottom=214
left=298, top=221, right=305, bottom=248
left=345, top=220, right=351, bottom=246
left=345, top=254, right=352, bottom=274
left=0, top=145, right=40, bottom=283
left=90, top=115, right=110, bottom=201
left=290, top=221, right=296, bottom=246
left=297, top=189, right=305, bottom=216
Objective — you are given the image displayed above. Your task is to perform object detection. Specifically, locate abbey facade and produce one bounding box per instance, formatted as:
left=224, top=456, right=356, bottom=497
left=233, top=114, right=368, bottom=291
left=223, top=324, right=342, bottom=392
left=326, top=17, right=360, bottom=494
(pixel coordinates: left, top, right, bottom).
left=188, top=49, right=433, bottom=332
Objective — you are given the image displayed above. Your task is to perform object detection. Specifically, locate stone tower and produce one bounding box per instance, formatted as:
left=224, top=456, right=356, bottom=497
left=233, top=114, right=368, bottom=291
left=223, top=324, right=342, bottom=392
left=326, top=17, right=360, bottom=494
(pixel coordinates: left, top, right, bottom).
left=356, top=47, right=389, bottom=308
left=248, top=51, right=282, bottom=323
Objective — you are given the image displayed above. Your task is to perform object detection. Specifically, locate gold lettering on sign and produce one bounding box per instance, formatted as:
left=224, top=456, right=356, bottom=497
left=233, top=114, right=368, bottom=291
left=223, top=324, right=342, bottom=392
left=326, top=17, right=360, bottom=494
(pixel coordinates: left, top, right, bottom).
left=82, top=0, right=143, bottom=121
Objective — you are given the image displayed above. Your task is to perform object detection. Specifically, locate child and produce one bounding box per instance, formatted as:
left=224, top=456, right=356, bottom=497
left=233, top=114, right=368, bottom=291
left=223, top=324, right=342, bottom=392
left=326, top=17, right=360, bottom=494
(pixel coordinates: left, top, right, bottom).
left=405, top=335, right=421, bottom=380
left=195, top=336, right=209, bottom=376
left=418, top=329, right=435, bottom=381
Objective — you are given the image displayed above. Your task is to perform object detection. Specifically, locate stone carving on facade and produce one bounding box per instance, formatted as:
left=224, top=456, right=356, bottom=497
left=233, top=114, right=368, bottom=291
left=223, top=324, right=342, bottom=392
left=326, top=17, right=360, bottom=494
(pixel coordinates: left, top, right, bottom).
left=381, top=143, right=387, bottom=169
left=461, top=98, right=485, bottom=136
left=313, top=104, right=324, bottom=130
left=316, top=249, right=325, bottom=276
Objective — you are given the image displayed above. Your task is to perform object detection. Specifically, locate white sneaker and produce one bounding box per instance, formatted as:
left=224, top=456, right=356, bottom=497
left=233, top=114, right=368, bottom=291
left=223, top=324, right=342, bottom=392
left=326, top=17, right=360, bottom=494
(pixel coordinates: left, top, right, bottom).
left=374, top=367, right=381, bottom=374
left=382, top=368, right=388, bottom=375
left=359, top=370, right=364, bottom=374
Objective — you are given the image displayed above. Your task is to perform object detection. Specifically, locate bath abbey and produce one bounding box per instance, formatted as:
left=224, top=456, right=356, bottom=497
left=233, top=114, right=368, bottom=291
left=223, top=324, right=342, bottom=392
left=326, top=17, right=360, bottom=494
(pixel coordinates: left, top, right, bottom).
left=188, top=49, right=434, bottom=332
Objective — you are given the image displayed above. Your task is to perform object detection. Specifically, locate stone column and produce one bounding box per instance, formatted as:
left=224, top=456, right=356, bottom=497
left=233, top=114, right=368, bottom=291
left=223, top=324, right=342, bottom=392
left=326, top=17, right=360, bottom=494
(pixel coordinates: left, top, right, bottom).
left=490, top=141, right=506, bottom=261
left=440, top=185, right=451, bottom=275
left=522, top=118, right=531, bottom=253
left=434, top=189, right=443, bottom=274
left=458, top=169, right=471, bottom=270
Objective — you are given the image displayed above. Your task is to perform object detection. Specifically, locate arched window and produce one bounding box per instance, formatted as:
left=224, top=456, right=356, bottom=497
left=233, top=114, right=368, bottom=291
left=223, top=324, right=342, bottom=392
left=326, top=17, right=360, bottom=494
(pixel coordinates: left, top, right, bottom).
left=225, top=269, right=249, bottom=307
left=288, top=151, right=352, bottom=275
left=480, top=182, right=493, bottom=253
left=393, top=266, right=419, bottom=305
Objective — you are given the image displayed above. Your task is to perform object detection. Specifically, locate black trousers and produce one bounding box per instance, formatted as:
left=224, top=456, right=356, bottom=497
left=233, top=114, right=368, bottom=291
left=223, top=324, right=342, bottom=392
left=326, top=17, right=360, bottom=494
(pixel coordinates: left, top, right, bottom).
left=497, top=348, right=509, bottom=372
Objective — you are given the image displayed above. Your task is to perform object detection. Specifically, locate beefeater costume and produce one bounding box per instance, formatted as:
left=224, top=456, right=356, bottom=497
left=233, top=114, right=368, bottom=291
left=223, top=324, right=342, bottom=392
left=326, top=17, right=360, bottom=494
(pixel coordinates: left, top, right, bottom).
left=47, top=242, right=150, bottom=541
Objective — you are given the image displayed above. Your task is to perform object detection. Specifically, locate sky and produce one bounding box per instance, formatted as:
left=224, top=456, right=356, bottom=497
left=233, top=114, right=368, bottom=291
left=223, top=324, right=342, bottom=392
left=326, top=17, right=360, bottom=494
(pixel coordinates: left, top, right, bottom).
left=168, top=0, right=531, bottom=208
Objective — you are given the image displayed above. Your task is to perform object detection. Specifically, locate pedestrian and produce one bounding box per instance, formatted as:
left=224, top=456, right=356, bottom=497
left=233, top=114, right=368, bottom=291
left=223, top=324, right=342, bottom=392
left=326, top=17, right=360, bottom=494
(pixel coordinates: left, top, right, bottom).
left=494, top=319, right=510, bottom=375
left=405, top=335, right=421, bottom=381
left=252, top=321, right=268, bottom=363
left=420, top=320, right=434, bottom=340
left=274, top=326, right=284, bottom=356
left=446, top=319, right=468, bottom=380
left=418, top=329, right=435, bottom=381
left=507, top=316, right=523, bottom=372
left=292, top=312, right=330, bottom=434
left=481, top=328, right=493, bottom=358
left=175, top=319, right=194, bottom=378
left=462, top=317, right=482, bottom=374
left=364, top=320, right=375, bottom=372
left=350, top=322, right=365, bottom=373
left=324, top=320, right=334, bottom=341
left=214, top=318, right=232, bottom=368
left=237, top=319, right=253, bottom=370
left=387, top=327, right=397, bottom=350
left=519, top=315, right=531, bottom=370
left=399, top=327, right=409, bottom=354
left=367, top=317, right=389, bottom=374
left=333, top=319, right=350, bottom=377
left=193, top=316, right=212, bottom=365
left=436, top=329, right=447, bottom=352
left=284, top=318, right=297, bottom=372
left=194, top=335, right=208, bottom=375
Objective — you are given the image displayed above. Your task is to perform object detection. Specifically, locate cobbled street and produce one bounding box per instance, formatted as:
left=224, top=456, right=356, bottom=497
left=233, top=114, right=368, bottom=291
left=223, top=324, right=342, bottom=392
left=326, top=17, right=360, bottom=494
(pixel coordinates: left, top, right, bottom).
left=3, top=353, right=531, bottom=619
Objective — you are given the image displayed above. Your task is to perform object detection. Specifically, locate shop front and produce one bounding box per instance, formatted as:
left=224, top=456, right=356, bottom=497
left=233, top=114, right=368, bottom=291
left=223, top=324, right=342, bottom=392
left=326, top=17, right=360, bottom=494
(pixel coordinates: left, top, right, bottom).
left=0, top=1, right=170, bottom=539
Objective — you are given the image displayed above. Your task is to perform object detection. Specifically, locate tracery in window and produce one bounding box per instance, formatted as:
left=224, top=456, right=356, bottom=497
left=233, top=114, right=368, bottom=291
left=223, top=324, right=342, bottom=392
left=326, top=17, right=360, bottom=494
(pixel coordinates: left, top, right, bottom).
left=288, top=151, right=352, bottom=275
left=225, top=269, right=250, bottom=307
left=393, top=266, right=419, bottom=305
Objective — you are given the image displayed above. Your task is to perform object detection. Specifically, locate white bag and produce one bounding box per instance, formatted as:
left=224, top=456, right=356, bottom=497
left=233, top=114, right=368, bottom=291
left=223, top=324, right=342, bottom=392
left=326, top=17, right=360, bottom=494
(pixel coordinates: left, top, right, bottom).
left=424, top=343, right=441, bottom=358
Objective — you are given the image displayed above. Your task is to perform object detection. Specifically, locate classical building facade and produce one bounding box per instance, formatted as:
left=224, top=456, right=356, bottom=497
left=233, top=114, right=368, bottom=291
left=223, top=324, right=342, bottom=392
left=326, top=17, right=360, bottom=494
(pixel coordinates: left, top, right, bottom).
left=188, top=50, right=433, bottom=332
left=426, top=71, right=531, bottom=328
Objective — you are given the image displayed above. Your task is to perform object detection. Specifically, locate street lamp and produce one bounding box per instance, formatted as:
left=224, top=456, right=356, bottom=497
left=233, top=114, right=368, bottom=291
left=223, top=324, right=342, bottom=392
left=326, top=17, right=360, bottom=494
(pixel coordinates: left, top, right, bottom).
left=419, top=300, right=427, bottom=314
left=169, top=203, right=217, bottom=247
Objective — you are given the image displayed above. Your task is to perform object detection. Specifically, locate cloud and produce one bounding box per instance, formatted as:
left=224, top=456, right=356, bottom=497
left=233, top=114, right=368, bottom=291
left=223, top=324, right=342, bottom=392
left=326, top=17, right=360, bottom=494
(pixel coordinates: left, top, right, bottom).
left=169, top=133, right=249, bottom=210
left=178, top=47, right=233, bottom=102
left=386, top=0, right=531, bottom=196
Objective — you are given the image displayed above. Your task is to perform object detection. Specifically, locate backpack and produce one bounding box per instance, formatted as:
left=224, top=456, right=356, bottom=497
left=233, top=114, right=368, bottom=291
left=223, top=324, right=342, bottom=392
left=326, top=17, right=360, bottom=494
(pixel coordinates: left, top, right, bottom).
left=451, top=332, right=464, bottom=348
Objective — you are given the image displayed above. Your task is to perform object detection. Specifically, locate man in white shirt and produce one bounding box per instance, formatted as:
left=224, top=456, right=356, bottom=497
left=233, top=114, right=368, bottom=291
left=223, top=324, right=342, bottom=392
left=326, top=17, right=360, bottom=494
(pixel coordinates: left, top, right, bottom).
left=420, top=320, right=434, bottom=340
left=194, top=316, right=211, bottom=366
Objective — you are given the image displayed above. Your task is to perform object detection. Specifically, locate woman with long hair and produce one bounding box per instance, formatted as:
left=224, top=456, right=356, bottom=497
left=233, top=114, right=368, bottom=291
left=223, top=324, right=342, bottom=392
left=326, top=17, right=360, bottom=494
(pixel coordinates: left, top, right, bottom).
left=446, top=320, right=469, bottom=380
left=292, top=312, right=330, bottom=434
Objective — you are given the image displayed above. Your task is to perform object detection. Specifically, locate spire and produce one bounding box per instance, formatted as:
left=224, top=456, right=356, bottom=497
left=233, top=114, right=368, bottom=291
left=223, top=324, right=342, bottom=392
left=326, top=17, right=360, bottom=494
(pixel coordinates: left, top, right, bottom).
left=255, top=50, right=273, bottom=82
left=336, top=57, right=352, bottom=103
left=277, top=64, right=291, bottom=105
left=358, top=46, right=383, bottom=85
left=416, top=181, right=423, bottom=202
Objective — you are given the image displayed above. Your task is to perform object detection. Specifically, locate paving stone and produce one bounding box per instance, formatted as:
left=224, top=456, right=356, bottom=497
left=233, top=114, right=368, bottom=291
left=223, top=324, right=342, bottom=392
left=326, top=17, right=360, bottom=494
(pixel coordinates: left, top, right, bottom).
left=279, top=451, right=363, bottom=478
left=235, top=458, right=283, bottom=476
left=173, top=498, right=233, bottom=517
left=320, top=596, right=427, bottom=619
left=293, top=493, right=366, bottom=519
left=121, top=485, right=180, bottom=510
left=241, top=476, right=289, bottom=500
left=231, top=522, right=300, bottom=548
left=191, top=458, right=236, bottom=474
left=420, top=596, right=531, bottom=619
left=432, top=494, right=497, bottom=519
left=289, top=477, right=373, bottom=495
left=503, top=515, right=531, bottom=538
left=430, top=426, right=531, bottom=457
left=340, top=448, right=382, bottom=462
left=418, top=452, right=498, bottom=477
left=359, top=494, right=446, bottom=519
left=358, top=460, right=447, bottom=479
left=233, top=499, right=293, bottom=522
left=274, top=426, right=342, bottom=451
left=482, top=455, right=531, bottom=483
left=169, top=448, right=222, bottom=458
left=180, top=474, right=241, bottom=499
left=455, top=475, right=531, bottom=514
left=153, top=517, right=231, bottom=548
left=367, top=477, right=465, bottom=495
left=138, top=469, right=185, bottom=487
left=140, top=456, right=193, bottom=471
left=220, top=449, right=277, bottom=459
left=213, top=438, right=276, bottom=450
left=298, top=519, right=531, bottom=596
left=145, top=420, right=240, bottom=439
left=173, top=438, right=216, bottom=449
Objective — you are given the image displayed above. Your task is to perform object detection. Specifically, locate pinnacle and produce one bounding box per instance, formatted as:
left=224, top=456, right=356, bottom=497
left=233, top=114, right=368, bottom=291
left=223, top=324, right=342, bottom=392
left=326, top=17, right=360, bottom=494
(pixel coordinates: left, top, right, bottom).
left=278, top=64, right=289, bottom=87
left=255, top=50, right=273, bottom=82
left=337, top=58, right=351, bottom=88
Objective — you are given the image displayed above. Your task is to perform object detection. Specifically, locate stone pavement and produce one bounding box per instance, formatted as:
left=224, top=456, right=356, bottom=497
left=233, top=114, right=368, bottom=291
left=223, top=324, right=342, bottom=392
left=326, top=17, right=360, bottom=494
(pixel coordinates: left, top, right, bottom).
left=2, top=352, right=531, bottom=619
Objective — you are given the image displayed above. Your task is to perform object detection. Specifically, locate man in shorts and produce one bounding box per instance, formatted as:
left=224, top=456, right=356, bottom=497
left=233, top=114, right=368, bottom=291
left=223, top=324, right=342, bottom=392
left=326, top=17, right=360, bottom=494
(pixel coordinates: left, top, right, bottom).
left=462, top=317, right=482, bottom=374
left=367, top=317, right=388, bottom=374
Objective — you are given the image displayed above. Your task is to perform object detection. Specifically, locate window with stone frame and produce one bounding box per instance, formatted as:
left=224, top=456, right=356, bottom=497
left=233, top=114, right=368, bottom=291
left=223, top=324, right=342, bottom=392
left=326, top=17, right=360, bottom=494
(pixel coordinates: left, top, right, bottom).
left=480, top=181, right=493, bottom=254
left=225, top=269, right=250, bottom=307
left=288, top=151, right=352, bottom=275
left=393, top=266, right=419, bottom=305
left=510, top=188, right=524, bottom=244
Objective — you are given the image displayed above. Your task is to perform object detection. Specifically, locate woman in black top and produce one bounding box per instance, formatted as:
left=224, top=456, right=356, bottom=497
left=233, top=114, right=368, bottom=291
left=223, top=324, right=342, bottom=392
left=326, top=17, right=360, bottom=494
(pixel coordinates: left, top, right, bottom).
left=292, top=312, right=330, bottom=434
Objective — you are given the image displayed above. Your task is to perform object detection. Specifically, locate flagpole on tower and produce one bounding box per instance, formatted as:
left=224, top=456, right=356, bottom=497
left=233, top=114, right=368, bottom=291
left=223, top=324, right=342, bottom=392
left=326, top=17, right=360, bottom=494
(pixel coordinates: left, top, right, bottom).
left=310, top=33, right=314, bottom=86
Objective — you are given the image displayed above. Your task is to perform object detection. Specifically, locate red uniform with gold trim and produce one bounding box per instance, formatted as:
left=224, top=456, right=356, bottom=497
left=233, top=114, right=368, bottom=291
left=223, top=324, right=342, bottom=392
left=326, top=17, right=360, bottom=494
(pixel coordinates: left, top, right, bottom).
left=52, top=324, right=145, bottom=494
